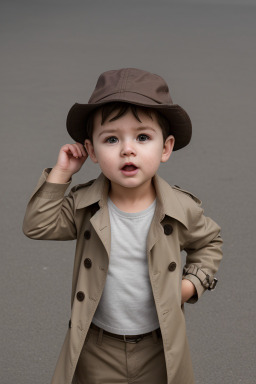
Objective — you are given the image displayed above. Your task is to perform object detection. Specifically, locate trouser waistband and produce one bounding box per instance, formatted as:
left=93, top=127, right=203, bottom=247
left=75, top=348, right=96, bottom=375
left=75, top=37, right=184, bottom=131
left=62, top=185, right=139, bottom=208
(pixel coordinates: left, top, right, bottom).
left=90, top=323, right=161, bottom=344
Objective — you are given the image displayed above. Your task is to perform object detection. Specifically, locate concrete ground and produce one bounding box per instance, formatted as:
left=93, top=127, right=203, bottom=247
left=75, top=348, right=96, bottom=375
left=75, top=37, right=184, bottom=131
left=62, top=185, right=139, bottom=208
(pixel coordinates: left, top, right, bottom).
left=1, top=1, right=255, bottom=383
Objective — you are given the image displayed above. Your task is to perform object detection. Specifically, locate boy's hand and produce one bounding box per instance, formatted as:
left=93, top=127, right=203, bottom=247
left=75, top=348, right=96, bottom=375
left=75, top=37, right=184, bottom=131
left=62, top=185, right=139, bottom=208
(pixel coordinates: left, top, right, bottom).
left=47, top=143, right=88, bottom=184
left=181, top=279, right=196, bottom=304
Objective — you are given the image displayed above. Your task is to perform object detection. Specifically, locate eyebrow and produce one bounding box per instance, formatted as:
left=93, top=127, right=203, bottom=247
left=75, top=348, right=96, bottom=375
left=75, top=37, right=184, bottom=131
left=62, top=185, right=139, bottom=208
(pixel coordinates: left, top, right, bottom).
left=97, top=126, right=157, bottom=137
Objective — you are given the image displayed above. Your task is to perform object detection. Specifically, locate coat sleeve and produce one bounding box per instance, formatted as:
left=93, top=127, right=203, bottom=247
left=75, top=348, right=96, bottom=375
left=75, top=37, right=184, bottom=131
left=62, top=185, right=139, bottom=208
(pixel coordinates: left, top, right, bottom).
left=179, top=193, right=223, bottom=303
left=22, top=169, right=77, bottom=240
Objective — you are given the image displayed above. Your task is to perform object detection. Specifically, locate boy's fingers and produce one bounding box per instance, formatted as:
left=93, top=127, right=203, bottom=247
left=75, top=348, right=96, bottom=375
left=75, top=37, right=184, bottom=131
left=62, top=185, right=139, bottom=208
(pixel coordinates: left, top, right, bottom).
left=71, top=144, right=79, bottom=158
left=81, top=145, right=88, bottom=157
left=75, top=142, right=88, bottom=157
left=61, top=144, right=88, bottom=161
left=61, top=144, right=73, bottom=155
left=73, top=143, right=84, bottom=158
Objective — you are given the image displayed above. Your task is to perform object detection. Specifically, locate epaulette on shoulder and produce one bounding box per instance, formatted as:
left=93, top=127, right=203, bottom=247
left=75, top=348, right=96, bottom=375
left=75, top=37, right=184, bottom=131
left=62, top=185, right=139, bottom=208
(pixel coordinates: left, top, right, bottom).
left=172, top=185, right=202, bottom=205
left=71, top=179, right=96, bottom=193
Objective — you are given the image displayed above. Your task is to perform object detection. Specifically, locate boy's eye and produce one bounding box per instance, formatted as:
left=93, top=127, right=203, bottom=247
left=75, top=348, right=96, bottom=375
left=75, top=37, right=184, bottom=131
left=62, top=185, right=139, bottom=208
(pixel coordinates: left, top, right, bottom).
left=137, top=134, right=150, bottom=142
left=106, top=136, right=118, bottom=144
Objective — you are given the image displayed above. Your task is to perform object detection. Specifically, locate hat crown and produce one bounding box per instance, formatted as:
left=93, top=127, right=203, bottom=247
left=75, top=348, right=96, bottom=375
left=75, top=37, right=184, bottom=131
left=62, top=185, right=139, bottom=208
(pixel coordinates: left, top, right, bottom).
left=67, top=68, right=192, bottom=151
left=88, top=68, right=173, bottom=106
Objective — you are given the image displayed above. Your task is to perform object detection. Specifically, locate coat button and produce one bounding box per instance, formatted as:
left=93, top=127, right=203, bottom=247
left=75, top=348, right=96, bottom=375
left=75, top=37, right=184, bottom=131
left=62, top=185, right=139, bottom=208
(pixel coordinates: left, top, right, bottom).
left=164, top=224, right=173, bottom=235
left=84, top=258, right=92, bottom=268
left=84, top=230, right=91, bottom=240
left=76, top=291, right=85, bottom=301
left=168, top=262, right=176, bottom=272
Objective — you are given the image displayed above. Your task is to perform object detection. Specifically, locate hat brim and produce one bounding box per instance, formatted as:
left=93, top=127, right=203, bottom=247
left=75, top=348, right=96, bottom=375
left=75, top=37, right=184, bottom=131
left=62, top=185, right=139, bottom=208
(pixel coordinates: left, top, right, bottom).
left=66, top=98, right=192, bottom=151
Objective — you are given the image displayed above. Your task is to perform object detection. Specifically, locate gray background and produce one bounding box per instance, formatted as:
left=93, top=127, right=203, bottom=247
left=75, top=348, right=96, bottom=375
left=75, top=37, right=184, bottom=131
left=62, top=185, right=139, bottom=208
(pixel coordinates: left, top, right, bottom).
left=1, top=1, right=255, bottom=383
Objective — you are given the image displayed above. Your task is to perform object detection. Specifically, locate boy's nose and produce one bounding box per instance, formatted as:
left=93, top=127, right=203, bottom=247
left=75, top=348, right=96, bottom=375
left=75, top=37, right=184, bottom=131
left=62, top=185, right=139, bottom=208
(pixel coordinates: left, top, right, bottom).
left=120, top=141, right=136, bottom=157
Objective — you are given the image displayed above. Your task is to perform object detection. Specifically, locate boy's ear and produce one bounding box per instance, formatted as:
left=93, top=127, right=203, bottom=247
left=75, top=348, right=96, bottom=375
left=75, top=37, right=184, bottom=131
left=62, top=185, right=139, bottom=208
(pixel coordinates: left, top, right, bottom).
left=84, top=140, right=98, bottom=163
left=161, top=135, right=175, bottom=163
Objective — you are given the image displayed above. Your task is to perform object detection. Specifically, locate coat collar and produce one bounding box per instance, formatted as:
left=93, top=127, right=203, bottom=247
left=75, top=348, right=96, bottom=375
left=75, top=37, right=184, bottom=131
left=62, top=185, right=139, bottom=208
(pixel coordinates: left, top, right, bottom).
left=153, top=174, right=188, bottom=229
left=76, top=173, right=109, bottom=210
left=76, top=173, right=188, bottom=229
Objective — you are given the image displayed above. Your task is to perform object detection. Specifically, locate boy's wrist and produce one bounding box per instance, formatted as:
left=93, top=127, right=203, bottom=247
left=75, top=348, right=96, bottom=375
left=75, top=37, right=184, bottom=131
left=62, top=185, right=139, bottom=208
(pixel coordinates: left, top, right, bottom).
left=181, top=279, right=196, bottom=304
left=46, top=166, right=73, bottom=184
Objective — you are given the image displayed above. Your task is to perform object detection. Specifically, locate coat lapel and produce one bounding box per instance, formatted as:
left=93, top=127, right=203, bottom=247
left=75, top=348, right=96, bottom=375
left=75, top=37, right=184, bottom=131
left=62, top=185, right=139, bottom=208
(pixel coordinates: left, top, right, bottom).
left=90, top=205, right=111, bottom=258
left=153, top=174, right=189, bottom=228
left=147, top=174, right=189, bottom=252
left=76, top=173, right=111, bottom=258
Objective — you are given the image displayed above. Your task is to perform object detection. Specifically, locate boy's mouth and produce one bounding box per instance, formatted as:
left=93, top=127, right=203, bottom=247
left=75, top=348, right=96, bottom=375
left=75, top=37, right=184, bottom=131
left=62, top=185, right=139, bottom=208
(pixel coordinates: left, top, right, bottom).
left=121, top=163, right=139, bottom=176
left=122, top=164, right=138, bottom=171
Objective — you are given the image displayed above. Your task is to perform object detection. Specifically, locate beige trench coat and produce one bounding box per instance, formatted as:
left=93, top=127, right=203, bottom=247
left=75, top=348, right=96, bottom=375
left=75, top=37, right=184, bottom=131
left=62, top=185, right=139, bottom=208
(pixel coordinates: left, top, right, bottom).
left=23, top=169, right=223, bottom=384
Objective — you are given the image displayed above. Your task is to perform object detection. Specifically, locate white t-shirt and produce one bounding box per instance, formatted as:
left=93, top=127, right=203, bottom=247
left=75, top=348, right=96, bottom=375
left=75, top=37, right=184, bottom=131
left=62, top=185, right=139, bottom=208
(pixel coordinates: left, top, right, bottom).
left=92, top=198, right=160, bottom=335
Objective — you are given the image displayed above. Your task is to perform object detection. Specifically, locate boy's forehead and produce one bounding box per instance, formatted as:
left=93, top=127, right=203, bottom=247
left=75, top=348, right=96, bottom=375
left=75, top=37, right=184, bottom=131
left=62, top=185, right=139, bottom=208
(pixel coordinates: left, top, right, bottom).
left=93, top=105, right=158, bottom=126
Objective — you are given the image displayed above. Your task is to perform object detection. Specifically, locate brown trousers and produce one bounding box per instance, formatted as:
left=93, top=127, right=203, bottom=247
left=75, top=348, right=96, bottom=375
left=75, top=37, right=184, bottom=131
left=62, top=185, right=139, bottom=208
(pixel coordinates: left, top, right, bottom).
left=75, top=326, right=167, bottom=384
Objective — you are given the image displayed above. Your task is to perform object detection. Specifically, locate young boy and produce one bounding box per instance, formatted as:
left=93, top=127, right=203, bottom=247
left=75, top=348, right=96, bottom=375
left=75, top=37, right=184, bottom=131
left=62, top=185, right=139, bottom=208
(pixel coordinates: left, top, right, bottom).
left=23, top=68, right=223, bottom=384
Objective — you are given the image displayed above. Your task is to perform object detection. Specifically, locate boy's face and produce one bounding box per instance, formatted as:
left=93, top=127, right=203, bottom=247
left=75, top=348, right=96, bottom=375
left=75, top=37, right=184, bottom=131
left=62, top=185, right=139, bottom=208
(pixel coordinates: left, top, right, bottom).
left=85, top=108, right=174, bottom=193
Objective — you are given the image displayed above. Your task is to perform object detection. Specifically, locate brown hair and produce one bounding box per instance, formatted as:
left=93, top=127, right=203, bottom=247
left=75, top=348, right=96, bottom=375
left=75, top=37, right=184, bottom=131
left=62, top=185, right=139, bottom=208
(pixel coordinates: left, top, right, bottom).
left=86, top=102, right=170, bottom=144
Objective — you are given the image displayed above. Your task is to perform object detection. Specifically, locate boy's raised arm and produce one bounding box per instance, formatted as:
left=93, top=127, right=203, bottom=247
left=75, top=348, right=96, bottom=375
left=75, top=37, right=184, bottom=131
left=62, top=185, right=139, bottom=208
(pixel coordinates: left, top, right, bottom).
left=23, top=143, right=88, bottom=241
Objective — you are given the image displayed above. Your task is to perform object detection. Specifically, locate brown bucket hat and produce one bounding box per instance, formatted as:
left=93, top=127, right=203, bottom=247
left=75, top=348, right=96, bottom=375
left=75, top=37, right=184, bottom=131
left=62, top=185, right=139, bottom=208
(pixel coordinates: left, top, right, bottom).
left=66, top=68, right=192, bottom=151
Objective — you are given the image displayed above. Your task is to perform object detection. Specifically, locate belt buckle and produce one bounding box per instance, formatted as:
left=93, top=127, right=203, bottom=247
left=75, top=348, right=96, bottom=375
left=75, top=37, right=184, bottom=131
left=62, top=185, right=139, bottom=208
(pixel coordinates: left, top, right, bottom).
left=123, top=335, right=143, bottom=344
